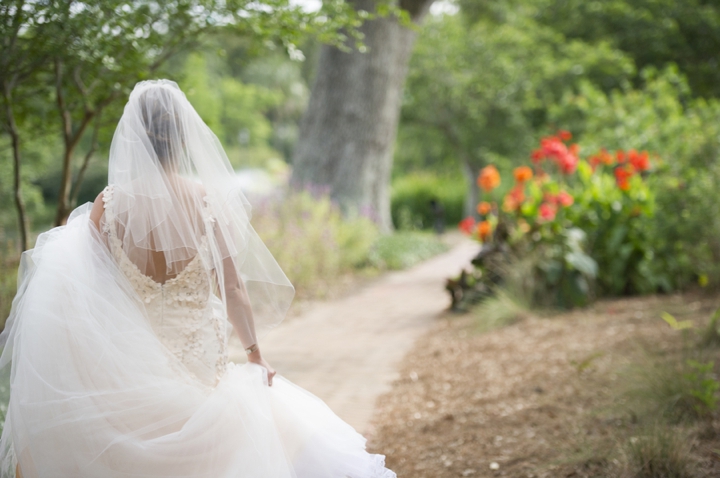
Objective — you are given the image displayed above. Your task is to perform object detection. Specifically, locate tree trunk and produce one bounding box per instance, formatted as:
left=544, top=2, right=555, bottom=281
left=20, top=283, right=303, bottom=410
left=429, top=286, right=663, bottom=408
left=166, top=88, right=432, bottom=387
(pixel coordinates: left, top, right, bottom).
left=2, top=78, right=29, bottom=251
left=291, top=0, right=434, bottom=232
left=461, top=155, right=480, bottom=219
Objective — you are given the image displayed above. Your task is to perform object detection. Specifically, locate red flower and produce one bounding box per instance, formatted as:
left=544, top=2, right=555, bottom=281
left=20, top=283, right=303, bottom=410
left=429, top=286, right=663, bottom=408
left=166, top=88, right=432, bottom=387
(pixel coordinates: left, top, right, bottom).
left=558, top=130, right=573, bottom=141
left=538, top=136, right=578, bottom=174
left=557, top=191, right=574, bottom=207
left=531, top=149, right=545, bottom=163
left=628, top=149, right=650, bottom=172
left=459, top=216, right=476, bottom=235
left=478, top=165, right=501, bottom=192
left=477, top=221, right=493, bottom=242
left=543, top=192, right=558, bottom=205
left=614, top=165, right=635, bottom=191
left=557, top=152, right=578, bottom=174
left=616, top=150, right=626, bottom=163
left=538, top=202, right=557, bottom=222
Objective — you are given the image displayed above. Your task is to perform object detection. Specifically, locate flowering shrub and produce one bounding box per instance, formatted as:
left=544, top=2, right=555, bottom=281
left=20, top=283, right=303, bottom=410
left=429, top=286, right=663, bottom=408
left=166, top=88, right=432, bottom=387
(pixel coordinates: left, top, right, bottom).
left=457, top=131, right=658, bottom=307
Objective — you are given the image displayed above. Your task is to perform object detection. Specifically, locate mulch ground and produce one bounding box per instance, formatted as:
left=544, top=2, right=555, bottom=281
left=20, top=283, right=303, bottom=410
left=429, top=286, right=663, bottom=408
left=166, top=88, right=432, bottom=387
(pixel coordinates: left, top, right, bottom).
left=367, top=292, right=720, bottom=477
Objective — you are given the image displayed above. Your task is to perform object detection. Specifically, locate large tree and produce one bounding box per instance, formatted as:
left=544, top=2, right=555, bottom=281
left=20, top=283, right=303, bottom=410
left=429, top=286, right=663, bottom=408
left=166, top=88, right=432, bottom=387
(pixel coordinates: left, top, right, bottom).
left=291, top=0, right=435, bottom=232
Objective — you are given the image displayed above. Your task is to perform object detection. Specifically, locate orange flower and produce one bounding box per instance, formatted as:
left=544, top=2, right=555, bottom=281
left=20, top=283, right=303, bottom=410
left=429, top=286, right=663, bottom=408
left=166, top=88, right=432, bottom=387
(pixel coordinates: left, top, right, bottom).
left=477, top=201, right=493, bottom=215
left=558, top=130, right=572, bottom=141
left=589, top=148, right=614, bottom=170
left=616, top=150, right=626, bottom=163
left=477, top=165, right=501, bottom=192
left=459, top=217, right=475, bottom=235
left=503, top=186, right=526, bottom=212
left=513, top=166, right=533, bottom=183
left=477, top=220, right=493, bottom=242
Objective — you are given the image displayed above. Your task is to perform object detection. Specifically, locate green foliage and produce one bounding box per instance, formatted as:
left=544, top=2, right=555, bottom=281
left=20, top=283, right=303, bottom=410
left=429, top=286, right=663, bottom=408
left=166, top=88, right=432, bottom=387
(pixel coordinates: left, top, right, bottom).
left=567, top=160, right=658, bottom=295
left=401, top=4, right=720, bottom=304
left=531, top=227, right=597, bottom=308
left=390, top=173, right=465, bottom=230
left=700, top=308, right=720, bottom=348
left=0, top=242, right=19, bottom=331
left=684, top=360, right=719, bottom=417
left=368, top=232, right=448, bottom=270
left=182, top=52, right=282, bottom=158
left=625, top=353, right=719, bottom=423
left=533, top=0, right=720, bottom=99
left=552, top=68, right=720, bottom=291
left=396, top=9, right=634, bottom=181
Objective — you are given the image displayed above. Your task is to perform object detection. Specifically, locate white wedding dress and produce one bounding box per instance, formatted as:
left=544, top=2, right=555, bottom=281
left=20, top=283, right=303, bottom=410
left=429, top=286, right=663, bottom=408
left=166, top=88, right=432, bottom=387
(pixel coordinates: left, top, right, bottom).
left=0, top=81, right=396, bottom=478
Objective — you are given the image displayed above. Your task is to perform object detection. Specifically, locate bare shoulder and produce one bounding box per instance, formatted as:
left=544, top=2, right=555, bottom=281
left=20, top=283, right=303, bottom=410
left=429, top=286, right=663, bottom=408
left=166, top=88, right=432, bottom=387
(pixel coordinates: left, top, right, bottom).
left=188, top=180, right=207, bottom=198
left=176, top=177, right=207, bottom=201
left=89, top=190, right=107, bottom=231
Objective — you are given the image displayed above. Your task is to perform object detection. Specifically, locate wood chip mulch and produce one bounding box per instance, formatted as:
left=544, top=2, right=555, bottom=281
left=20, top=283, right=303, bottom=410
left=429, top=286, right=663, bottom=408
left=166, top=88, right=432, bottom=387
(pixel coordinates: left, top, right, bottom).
left=367, top=292, right=720, bottom=477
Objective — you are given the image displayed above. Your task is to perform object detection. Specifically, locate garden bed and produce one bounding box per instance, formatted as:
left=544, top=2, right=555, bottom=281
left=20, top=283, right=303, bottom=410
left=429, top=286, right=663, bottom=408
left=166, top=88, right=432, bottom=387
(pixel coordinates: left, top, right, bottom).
left=367, top=292, right=720, bottom=477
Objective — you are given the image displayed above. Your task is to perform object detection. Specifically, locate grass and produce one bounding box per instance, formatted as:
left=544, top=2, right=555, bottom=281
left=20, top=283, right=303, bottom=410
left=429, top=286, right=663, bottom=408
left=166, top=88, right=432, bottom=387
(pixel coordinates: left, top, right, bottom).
left=472, top=286, right=530, bottom=332
left=618, top=333, right=719, bottom=424
left=625, top=425, right=695, bottom=478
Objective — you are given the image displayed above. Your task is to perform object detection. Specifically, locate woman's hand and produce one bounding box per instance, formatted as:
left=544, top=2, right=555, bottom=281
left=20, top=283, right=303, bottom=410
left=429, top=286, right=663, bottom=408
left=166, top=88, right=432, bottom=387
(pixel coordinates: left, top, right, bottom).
left=247, top=348, right=276, bottom=386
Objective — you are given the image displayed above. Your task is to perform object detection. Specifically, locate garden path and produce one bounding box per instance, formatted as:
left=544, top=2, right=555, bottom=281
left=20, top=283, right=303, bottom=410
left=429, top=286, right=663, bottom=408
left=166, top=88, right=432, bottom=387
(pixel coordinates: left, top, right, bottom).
left=228, top=236, right=479, bottom=434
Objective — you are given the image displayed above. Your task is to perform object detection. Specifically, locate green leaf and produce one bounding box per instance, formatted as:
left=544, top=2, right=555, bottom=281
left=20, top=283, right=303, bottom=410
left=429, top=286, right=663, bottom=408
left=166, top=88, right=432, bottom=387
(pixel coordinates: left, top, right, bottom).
left=565, top=251, right=598, bottom=277
left=661, top=312, right=694, bottom=330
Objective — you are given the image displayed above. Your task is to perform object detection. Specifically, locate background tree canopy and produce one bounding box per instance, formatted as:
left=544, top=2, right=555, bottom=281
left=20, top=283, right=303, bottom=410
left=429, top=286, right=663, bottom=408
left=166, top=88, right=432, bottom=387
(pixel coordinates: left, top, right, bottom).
left=3, top=0, right=720, bottom=298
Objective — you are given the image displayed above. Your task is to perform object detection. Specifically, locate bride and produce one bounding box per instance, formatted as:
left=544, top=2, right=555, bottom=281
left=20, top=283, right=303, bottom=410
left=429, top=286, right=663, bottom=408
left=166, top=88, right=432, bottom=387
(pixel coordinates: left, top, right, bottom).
left=0, top=80, right=395, bottom=478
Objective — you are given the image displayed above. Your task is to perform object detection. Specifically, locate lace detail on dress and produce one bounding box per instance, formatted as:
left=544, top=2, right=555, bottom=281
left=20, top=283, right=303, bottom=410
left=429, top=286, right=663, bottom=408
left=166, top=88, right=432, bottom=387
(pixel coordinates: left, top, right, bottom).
left=102, top=185, right=228, bottom=385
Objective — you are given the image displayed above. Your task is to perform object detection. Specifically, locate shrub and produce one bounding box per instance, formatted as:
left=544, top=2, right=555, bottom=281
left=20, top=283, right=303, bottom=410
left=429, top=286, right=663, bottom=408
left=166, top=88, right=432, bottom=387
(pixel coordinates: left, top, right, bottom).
left=253, top=191, right=448, bottom=299
left=391, top=173, right=465, bottom=231
left=551, top=67, right=720, bottom=290
left=368, top=231, right=447, bottom=270
left=252, top=190, right=378, bottom=299
left=455, top=131, right=658, bottom=307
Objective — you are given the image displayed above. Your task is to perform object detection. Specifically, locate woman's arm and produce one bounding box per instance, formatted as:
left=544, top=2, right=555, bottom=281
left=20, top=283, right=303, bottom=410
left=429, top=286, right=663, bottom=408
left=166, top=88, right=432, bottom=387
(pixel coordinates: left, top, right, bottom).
left=89, top=191, right=105, bottom=231
left=222, top=256, right=276, bottom=386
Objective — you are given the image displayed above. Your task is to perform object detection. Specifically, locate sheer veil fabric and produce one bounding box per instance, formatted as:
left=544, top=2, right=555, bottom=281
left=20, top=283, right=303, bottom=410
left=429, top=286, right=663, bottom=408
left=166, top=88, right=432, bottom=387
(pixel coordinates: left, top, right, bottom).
left=0, top=80, right=396, bottom=477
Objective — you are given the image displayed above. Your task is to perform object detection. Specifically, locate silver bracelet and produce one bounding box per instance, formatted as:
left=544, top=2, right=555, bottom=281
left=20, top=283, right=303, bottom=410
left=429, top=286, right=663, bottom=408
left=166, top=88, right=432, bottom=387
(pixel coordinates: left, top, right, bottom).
left=245, top=344, right=259, bottom=355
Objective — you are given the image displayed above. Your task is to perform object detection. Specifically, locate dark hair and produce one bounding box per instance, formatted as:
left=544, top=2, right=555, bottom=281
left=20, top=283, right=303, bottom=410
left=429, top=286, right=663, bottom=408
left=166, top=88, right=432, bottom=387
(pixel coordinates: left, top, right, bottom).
left=139, top=87, right=184, bottom=168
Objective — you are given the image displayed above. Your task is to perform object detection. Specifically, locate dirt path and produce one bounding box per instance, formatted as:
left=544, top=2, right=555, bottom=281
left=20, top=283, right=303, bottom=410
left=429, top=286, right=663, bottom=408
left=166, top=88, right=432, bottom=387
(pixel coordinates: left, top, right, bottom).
left=228, top=237, right=479, bottom=433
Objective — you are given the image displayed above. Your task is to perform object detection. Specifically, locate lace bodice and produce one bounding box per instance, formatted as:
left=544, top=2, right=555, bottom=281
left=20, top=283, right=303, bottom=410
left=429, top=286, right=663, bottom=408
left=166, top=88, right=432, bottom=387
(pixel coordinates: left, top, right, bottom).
left=102, top=185, right=228, bottom=386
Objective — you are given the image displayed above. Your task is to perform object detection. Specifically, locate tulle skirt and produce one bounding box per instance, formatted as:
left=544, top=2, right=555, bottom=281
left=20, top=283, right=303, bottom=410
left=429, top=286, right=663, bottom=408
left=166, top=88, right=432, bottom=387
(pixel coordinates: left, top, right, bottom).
left=0, top=205, right=395, bottom=478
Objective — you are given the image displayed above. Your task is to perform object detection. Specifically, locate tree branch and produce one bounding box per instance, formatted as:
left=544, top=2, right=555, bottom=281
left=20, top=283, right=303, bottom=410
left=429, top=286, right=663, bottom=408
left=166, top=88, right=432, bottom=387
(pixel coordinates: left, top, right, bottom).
left=69, top=109, right=103, bottom=207
left=2, top=76, right=29, bottom=251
